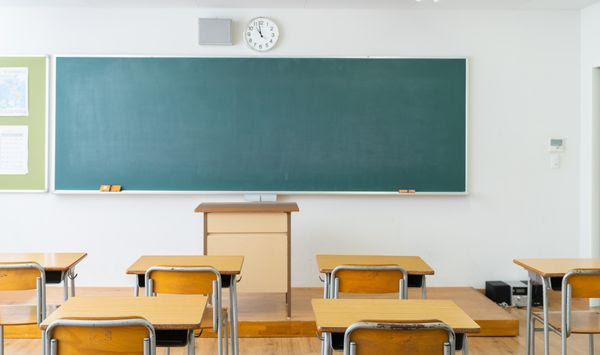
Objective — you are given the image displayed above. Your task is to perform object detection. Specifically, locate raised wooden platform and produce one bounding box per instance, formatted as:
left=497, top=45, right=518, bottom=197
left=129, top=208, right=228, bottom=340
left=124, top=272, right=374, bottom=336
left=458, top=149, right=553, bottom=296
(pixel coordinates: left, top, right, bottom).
left=1, top=286, right=518, bottom=339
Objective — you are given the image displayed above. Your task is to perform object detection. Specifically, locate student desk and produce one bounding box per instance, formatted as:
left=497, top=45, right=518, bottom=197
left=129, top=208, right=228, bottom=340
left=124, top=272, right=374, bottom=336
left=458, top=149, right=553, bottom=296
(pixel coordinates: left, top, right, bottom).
left=312, top=298, right=480, bottom=355
left=316, top=255, right=435, bottom=299
left=126, top=255, right=243, bottom=355
left=514, top=258, right=600, bottom=355
left=40, top=295, right=207, bottom=351
left=0, top=253, right=87, bottom=301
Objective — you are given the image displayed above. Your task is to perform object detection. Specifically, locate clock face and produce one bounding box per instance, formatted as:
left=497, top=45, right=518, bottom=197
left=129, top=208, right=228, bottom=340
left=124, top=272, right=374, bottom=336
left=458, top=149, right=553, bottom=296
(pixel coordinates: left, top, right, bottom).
left=244, top=17, right=279, bottom=52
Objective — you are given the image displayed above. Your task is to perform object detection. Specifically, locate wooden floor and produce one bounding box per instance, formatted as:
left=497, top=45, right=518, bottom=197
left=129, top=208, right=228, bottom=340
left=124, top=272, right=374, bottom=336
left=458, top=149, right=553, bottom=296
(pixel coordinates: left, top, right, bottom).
left=3, top=287, right=599, bottom=354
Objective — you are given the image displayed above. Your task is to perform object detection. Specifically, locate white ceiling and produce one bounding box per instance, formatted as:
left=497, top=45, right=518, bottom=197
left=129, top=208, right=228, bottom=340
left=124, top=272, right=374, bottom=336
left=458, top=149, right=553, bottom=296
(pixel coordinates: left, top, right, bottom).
left=0, top=0, right=598, bottom=9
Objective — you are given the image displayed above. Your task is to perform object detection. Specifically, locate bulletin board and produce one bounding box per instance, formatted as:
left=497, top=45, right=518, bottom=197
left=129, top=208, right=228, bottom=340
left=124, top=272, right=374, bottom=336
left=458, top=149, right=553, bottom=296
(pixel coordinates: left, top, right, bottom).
left=0, top=56, right=48, bottom=192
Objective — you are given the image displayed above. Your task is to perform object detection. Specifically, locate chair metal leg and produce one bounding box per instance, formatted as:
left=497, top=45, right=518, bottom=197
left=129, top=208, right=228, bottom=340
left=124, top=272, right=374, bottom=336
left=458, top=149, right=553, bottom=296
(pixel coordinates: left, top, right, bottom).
left=0, top=324, right=4, bottom=355
left=165, top=348, right=170, bottom=355
left=217, top=309, right=223, bottom=355
left=590, top=334, right=594, bottom=355
left=421, top=276, right=427, bottom=299
left=531, top=315, right=536, bottom=355
left=525, top=276, right=535, bottom=355
left=463, top=334, right=469, bottom=355
left=230, top=278, right=239, bottom=355
left=224, top=312, right=229, bottom=355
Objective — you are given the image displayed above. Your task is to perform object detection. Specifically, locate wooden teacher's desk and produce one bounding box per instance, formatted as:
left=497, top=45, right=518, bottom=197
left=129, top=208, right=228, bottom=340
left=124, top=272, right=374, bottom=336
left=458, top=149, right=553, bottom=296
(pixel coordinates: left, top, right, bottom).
left=195, top=202, right=299, bottom=318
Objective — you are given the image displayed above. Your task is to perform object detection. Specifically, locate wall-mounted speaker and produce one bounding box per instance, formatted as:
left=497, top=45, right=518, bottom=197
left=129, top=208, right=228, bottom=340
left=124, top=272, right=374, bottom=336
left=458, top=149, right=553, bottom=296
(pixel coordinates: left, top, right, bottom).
left=198, top=18, right=232, bottom=45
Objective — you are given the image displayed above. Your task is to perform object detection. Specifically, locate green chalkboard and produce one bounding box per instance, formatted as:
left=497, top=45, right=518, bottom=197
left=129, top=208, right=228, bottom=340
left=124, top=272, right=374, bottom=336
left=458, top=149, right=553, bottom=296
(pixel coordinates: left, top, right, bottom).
left=0, top=56, right=47, bottom=191
left=55, top=57, right=466, bottom=193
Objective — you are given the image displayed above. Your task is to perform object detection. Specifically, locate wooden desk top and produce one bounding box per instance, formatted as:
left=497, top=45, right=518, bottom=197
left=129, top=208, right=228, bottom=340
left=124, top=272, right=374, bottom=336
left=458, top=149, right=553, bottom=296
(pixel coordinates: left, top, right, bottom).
left=194, top=202, right=299, bottom=213
left=312, top=299, right=480, bottom=334
left=126, top=255, right=244, bottom=275
left=40, top=296, right=207, bottom=330
left=316, top=255, right=434, bottom=275
left=0, top=253, right=87, bottom=271
left=513, top=258, right=600, bottom=277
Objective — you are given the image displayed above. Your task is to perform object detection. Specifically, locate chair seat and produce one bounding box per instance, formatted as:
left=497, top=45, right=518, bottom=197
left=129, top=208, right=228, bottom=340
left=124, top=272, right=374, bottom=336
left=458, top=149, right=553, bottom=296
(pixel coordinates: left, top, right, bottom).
left=534, top=311, right=600, bottom=334
left=0, top=304, right=58, bottom=325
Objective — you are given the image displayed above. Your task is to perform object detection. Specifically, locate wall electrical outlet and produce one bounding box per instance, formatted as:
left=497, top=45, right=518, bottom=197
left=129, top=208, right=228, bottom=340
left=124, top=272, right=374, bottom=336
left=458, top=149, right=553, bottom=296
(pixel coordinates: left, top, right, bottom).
left=550, top=154, right=561, bottom=169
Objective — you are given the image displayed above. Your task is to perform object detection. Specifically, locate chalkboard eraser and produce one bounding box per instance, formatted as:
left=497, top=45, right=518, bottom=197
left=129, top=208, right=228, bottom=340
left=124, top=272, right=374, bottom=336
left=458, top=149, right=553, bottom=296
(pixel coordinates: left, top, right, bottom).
left=398, top=189, right=417, bottom=193
left=100, top=185, right=111, bottom=192
left=110, top=185, right=122, bottom=192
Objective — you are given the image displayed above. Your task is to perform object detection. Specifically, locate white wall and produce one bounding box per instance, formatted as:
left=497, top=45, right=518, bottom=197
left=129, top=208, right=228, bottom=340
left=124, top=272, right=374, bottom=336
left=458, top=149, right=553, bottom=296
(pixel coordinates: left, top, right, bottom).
left=581, top=2, right=600, bottom=260
left=0, top=7, right=581, bottom=288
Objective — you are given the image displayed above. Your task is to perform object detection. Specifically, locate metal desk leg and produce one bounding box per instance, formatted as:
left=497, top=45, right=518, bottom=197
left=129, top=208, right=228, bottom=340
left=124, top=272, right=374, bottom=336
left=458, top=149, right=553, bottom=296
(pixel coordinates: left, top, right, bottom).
left=187, top=330, right=195, bottom=355
left=63, top=271, right=69, bottom=301
left=229, top=276, right=239, bottom=355
left=324, top=273, right=331, bottom=299
left=68, top=269, right=76, bottom=297
left=134, top=276, right=139, bottom=297
left=526, top=277, right=533, bottom=355
left=321, top=332, right=332, bottom=355
left=541, top=276, right=550, bottom=355
left=463, top=334, right=469, bottom=355
left=421, top=276, right=427, bottom=299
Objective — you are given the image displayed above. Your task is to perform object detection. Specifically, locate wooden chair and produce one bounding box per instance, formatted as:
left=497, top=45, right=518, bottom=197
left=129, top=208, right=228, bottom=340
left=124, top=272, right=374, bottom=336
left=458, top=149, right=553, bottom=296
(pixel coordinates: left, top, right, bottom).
left=0, top=262, right=47, bottom=355
left=145, top=266, right=228, bottom=355
left=330, top=265, right=409, bottom=299
left=533, top=268, right=600, bottom=355
left=342, top=320, right=455, bottom=355
left=44, top=317, right=156, bottom=355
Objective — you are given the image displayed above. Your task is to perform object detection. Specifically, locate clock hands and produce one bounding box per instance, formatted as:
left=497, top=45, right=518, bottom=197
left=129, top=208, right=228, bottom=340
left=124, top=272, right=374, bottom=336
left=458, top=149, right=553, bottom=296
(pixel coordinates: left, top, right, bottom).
left=257, top=24, right=264, bottom=38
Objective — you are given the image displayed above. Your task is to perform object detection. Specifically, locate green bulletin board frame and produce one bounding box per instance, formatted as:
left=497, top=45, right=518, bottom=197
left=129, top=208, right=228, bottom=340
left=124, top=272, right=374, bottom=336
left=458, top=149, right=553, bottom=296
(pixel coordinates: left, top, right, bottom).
left=0, top=56, right=48, bottom=192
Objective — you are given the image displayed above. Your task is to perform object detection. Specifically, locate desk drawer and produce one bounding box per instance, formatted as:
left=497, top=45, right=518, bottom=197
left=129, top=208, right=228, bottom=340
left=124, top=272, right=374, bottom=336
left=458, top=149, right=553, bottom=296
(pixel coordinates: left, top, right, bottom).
left=206, top=212, right=288, bottom=233
left=207, top=233, right=287, bottom=293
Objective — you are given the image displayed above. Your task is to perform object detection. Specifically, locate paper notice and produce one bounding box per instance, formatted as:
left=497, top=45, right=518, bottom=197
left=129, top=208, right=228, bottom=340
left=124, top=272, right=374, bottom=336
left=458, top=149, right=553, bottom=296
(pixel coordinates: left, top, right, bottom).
left=0, top=125, right=28, bottom=174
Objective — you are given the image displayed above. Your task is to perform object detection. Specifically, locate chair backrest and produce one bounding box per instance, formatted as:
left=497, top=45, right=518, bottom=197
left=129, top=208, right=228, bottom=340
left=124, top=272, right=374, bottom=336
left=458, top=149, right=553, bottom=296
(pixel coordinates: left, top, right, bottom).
left=0, top=262, right=45, bottom=291
left=145, top=266, right=220, bottom=296
left=45, top=317, right=156, bottom=355
left=331, top=265, right=408, bottom=298
left=561, top=268, right=600, bottom=336
left=343, top=321, right=455, bottom=355
left=0, top=262, right=47, bottom=323
left=145, top=266, right=222, bottom=331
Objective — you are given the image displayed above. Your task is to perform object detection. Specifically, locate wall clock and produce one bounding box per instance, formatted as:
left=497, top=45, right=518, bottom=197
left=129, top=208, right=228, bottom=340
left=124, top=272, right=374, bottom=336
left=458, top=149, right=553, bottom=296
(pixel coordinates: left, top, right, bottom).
left=244, top=17, right=280, bottom=52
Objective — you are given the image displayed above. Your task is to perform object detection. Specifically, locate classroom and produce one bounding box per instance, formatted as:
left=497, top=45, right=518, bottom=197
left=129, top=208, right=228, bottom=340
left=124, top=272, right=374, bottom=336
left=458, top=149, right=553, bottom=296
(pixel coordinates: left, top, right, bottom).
left=1, top=0, right=600, bottom=354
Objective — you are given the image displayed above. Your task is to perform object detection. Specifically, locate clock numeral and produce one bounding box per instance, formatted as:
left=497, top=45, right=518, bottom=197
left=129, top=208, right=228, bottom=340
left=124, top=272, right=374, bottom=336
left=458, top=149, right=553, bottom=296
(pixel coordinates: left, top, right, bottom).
left=271, top=33, right=275, bottom=37
left=259, top=44, right=263, bottom=49
left=249, top=26, right=253, bottom=30
left=248, top=38, right=253, bottom=43
left=246, top=32, right=251, bottom=37
left=270, top=27, right=274, bottom=31
left=265, top=43, right=269, bottom=48
left=270, top=39, right=273, bottom=43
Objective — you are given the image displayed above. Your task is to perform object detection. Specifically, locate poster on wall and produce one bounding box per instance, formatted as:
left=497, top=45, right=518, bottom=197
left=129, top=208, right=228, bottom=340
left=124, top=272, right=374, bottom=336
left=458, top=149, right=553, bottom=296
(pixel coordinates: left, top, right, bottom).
left=0, top=125, right=28, bottom=175
left=0, top=67, right=28, bottom=117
